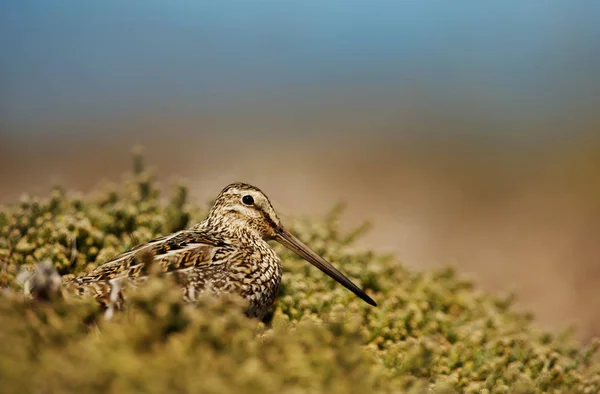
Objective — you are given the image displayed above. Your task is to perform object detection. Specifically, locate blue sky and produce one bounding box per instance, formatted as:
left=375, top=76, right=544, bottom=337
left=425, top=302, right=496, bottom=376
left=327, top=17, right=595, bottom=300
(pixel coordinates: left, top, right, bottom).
left=1, top=1, right=599, bottom=134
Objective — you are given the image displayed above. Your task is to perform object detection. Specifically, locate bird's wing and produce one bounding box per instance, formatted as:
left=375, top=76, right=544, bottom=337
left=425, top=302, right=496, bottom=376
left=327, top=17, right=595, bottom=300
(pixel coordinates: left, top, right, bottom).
left=69, top=230, right=234, bottom=287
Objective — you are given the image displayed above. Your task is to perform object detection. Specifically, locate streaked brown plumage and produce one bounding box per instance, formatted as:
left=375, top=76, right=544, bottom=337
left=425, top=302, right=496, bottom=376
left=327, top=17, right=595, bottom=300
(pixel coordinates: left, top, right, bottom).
left=66, top=183, right=376, bottom=319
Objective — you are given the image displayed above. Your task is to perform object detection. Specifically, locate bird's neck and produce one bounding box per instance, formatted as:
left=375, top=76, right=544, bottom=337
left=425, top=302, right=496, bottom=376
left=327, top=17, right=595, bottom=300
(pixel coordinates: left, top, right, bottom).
left=195, top=217, right=264, bottom=241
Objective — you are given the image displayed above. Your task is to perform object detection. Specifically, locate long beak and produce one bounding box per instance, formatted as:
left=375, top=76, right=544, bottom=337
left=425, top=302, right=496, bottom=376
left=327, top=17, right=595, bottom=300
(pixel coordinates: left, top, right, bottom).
left=275, top=226, right=377, bottom=307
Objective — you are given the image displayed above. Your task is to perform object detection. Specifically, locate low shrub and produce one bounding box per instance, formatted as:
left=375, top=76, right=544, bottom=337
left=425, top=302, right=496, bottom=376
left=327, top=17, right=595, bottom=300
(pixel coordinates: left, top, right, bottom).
left=1, top=150, right=598, bottom=393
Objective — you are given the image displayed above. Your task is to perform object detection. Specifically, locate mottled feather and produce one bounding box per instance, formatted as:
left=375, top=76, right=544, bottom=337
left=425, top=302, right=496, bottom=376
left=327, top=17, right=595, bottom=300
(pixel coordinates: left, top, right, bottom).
left=66, top=182, right=375, bottom=319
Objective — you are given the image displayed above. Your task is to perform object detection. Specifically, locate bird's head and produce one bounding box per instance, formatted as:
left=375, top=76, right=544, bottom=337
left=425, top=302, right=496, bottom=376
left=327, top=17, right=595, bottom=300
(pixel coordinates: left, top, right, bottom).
left=207, top=182, right=282, bottom=239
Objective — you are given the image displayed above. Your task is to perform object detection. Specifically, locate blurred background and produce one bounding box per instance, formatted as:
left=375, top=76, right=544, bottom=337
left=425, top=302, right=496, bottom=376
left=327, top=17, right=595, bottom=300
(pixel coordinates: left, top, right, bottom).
left=1, top=2, right=600, bottom=340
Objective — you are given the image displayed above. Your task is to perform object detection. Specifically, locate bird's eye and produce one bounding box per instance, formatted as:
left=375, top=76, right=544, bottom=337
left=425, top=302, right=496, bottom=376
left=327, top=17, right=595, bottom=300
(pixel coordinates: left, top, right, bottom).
left=242, top=195, right=254, bottom=205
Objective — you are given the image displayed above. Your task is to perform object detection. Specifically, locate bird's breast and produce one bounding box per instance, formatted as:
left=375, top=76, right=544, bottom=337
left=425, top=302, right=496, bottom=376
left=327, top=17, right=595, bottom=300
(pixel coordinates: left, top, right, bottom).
left=233, top=242, right=283, bottom=319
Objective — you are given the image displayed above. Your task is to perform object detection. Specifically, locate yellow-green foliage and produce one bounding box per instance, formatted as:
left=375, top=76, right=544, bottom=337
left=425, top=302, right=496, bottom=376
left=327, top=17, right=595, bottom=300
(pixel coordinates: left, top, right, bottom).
left=1, top=151, right=599, bottom=394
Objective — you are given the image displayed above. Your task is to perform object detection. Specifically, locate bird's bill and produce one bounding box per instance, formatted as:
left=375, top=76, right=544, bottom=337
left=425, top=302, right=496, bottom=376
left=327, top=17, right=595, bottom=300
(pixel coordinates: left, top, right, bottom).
left=275, top=227, right=377, bottom=307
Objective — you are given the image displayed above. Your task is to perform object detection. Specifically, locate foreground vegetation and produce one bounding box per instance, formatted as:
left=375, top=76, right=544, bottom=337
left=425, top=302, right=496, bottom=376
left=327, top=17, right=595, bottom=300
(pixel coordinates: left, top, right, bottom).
left=1, top=151, right=599, bottom=393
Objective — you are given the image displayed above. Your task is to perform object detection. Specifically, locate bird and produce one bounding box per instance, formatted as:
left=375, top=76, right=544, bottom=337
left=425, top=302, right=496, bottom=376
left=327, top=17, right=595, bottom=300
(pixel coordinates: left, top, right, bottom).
left=66, top=182, right=377, bottom=319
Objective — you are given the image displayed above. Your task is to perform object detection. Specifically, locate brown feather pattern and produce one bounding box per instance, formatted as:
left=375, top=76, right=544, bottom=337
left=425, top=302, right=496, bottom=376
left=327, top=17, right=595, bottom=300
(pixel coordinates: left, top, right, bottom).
left=66, top=182, right=376, bottom=319
left=67, top=183, right=284, bottom=319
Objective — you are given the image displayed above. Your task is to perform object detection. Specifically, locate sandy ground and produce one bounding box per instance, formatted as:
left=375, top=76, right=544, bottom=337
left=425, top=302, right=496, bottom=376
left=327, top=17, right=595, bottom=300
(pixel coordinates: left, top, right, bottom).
left=2, top=129, right=600, bottom=341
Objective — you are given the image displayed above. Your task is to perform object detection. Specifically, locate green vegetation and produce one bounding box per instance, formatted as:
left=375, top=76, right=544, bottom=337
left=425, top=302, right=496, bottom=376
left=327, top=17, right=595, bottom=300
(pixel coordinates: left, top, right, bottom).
left=1, top=150, right=599, bottom=394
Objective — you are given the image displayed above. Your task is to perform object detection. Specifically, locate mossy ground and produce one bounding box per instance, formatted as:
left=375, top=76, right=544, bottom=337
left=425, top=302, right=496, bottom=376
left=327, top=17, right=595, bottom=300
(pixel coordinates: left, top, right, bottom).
left=1, top=150, right=599, bottom=394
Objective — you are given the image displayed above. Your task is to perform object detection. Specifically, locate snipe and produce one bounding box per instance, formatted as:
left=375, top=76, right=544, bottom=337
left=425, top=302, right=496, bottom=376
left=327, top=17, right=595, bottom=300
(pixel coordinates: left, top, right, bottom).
left=68, top=183, right=376, bottom=319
